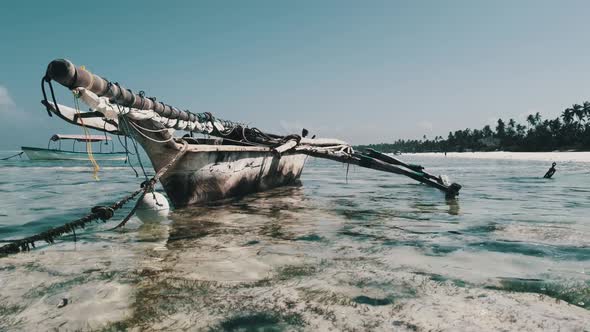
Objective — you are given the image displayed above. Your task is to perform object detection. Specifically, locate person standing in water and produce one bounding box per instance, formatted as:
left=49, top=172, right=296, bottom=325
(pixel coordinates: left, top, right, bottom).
left=544, top=162, right=557, bottom=178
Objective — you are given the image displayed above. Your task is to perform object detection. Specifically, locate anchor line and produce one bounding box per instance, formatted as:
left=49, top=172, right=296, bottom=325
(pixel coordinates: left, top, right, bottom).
left=0, top=140, right=188, bottom=257
left=1, top=152, right=24, bottom=161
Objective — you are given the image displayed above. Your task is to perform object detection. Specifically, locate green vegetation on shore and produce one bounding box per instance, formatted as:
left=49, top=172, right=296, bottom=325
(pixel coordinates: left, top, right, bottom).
left=356, top=102, right=590, bottom=153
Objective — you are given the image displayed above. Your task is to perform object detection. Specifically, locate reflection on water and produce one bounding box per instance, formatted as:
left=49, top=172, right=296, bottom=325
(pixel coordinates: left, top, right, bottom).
left=1, top=156, right=590, bottom=330
left=446, top=198, right=460, bottom=216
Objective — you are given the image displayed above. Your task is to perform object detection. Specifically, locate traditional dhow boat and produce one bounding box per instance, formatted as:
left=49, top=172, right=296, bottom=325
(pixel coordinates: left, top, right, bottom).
left=40, top=59, right=461, bottom=207
left=22, top=134, right=127, bottom=161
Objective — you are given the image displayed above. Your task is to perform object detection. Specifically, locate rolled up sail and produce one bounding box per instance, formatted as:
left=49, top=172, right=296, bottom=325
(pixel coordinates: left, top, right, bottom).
left=45, top=59, right=193, bottom=122
left=43, top=59, right=349, bottom=147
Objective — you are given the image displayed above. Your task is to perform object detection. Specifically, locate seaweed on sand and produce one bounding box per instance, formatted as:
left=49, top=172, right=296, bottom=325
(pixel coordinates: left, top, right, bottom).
left=0, top=296, right=25, bottom=331
left=211, top=311, right=305, bottom=332
left=487, top=278, right=590, bottom=309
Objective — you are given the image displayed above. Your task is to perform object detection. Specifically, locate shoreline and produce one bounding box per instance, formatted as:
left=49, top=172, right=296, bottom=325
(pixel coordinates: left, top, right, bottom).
left=402, top=151, right=590, bottom=163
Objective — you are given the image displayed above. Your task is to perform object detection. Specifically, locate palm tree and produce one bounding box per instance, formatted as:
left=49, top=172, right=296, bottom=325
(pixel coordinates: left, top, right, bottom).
left=583, top=101, right=590, bottom=122
left=496, top=119, right=506, bottom=141
left=516, top=124, right=526, bottom=138
left=562, top=107, right=574, bottom=124
left=526, top=112, right=541, bottom=129
left=526, top=114, right=537, bottom=128
left=507, top=119, right=516, bottom=137
left=482, top=125, right=493, bottom=138
left=573, top=104, right=585, bottom=124
left=534, top=112, right=542, bottom=124
left=549, top=117, right=562, bottom=134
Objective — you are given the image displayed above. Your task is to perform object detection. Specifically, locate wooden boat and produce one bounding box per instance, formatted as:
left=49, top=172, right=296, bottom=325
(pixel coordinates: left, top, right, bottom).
left=39, top=103, right=313, bottom=206
left=38, top=59, right=461, bottom=207
left=21, top=134, right=127, bottom=161
left=141, top=136, right=307, bottom=206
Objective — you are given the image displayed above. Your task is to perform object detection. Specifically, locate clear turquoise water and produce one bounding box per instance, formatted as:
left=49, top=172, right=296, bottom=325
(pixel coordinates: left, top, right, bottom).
left=1, top=153, right=589, bottom=331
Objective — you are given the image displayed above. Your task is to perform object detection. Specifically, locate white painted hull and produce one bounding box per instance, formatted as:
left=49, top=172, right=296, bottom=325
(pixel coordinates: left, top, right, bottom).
left=137, top=139, right=307, bottom=207
left=21, top=147, right=127, bottom=161
left=162, top=150, right=307, bottom=206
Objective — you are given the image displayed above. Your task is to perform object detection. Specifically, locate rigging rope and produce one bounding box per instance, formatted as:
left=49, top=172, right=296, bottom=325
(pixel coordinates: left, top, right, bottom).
left=127, top=120, right=175, bottom=143
left=118, top=113, right=149, bottom=181
left=73, top=92, right=101, bottom=180
left=117, top=134, right=139, bottom=177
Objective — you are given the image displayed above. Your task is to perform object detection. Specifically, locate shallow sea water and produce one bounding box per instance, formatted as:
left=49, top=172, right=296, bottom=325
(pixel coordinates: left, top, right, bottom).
left=1, top=153, right=589, bottom=331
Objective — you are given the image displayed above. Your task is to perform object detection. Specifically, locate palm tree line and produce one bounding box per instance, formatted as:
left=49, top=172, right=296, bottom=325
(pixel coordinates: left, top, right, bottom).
left=356, top=102, right=590, bottom=153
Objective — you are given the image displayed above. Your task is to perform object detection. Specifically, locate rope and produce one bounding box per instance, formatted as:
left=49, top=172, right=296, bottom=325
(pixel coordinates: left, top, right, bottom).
left=117, top=134, right=139, bottom=177
left=0, top=188, right=142, bottom=255
left=1, top=152, right=24, bottom=161
left=0, top=140, right=188, bottom=256
left=119, top=114, right=149, bottom=181
left=127, top=120, right=170, bottom=133
left=127, top=120, right=175, bottom=143
left=73, top=92, right=100, bottom=180
left=112, top=140, right=188, bottom=229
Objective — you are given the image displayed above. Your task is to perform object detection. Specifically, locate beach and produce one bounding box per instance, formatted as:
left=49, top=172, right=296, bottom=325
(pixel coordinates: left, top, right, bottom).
left=409, top=151, right=590, bottom=163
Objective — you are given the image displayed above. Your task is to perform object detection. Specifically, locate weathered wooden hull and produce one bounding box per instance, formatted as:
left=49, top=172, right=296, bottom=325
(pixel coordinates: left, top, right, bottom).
left=21, top=146, right=127, bottom=161
left=139, top=140, right=307, bottom=207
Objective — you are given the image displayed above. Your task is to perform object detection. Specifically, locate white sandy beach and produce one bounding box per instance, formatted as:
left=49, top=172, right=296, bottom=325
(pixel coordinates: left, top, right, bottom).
left=407, top=151, right=590, bottom=163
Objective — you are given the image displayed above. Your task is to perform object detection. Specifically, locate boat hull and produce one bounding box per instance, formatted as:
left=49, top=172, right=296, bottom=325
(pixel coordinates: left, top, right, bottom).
left=161, top=149, right=307, bottom=207
left=21, top=146, right=127, bottom=161
left=138, top=141, right=307, bottom=207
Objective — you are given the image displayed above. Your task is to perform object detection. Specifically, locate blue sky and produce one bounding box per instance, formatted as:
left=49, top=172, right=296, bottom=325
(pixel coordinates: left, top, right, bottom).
left=1, top=0, right=590, bottom=149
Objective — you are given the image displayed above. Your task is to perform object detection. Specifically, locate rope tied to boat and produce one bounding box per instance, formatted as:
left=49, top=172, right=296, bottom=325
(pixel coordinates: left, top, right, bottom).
left=0, top=140, right=188, bottom=257
left=1, top=152, right=24, bottom=161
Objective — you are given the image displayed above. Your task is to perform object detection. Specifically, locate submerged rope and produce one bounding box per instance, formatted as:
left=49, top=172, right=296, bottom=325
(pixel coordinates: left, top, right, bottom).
left=0, top=140, right=188, bottom=257
left=0, top=188, right=142, bottom=256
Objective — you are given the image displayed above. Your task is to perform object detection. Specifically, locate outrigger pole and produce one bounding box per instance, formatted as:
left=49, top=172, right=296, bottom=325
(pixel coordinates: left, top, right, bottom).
left=42, top=59, right=461, bottom=197
left=296, top=146, right=461, bottom=197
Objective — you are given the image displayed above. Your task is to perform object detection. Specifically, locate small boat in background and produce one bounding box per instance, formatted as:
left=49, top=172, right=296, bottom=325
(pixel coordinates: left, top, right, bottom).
left=21, top=134, right=127, bottom=161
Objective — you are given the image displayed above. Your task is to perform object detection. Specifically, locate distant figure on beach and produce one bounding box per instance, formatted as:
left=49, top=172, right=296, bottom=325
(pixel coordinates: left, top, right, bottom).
left=544, top=162, right=557, bottom=178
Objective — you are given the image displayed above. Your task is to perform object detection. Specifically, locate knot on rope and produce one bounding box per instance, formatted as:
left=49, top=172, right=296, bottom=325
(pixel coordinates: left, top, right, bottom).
left=91, top=206, right=115, bottom=221
left=140, top=179, right=155, bottom=189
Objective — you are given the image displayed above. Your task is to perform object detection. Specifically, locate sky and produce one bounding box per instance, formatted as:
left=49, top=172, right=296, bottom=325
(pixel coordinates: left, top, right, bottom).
left=1, top=0, right=590, bottom=149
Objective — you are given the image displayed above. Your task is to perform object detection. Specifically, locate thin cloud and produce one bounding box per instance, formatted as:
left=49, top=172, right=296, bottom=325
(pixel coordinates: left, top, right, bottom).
left=0, top=86, right=15, bottom=110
